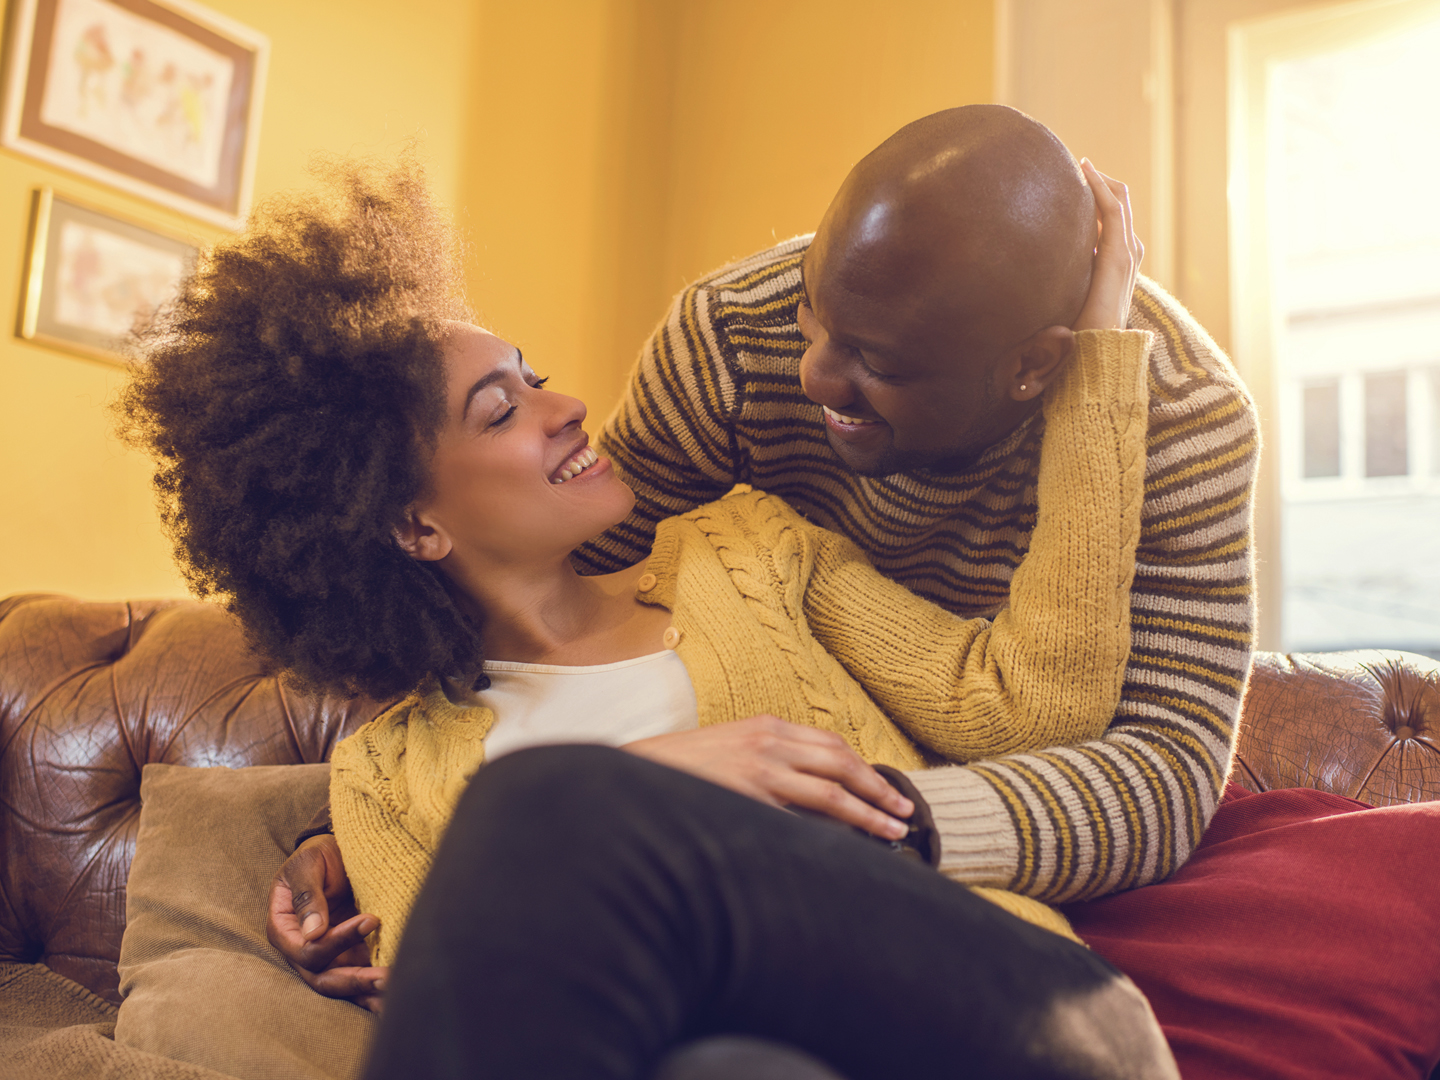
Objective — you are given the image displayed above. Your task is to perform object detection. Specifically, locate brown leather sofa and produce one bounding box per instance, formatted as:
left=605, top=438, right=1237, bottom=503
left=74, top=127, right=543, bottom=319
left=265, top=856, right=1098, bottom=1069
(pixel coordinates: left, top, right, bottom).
left=2, top=592, right=1438, bottom=1053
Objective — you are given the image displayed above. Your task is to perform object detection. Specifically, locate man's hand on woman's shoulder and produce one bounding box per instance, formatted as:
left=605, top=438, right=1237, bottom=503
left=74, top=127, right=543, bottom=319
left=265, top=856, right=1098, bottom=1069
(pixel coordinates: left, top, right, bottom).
left=266, top=834, right=388, bottom=1013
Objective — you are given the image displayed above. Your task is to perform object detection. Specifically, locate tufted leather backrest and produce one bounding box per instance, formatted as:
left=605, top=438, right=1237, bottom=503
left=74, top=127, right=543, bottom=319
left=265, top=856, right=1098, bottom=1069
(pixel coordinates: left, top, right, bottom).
left=4, top=594, right=1440, bottom=1007
left=0, top=594, right=387, bottom=1005
left=1235, top=650, right=1440, bottom=805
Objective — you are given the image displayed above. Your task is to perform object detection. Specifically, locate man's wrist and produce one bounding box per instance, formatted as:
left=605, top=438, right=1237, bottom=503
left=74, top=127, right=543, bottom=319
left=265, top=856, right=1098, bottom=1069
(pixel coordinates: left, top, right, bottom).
left=293, top=802, right=334, bottom=851
left=904, top=766, right=1018, bottom=882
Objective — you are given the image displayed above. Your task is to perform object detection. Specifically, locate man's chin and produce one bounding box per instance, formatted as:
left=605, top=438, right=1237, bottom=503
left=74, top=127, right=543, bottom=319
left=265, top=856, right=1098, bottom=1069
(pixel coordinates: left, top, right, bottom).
left=824, top=430, right=976, bottom=478
left=824, top=429, right=908, bottom=478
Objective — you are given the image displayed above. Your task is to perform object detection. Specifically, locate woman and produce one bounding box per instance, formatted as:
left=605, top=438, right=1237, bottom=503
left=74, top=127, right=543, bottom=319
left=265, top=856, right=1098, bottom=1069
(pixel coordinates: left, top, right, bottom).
left=118, top=161, right=1173, bottom=1079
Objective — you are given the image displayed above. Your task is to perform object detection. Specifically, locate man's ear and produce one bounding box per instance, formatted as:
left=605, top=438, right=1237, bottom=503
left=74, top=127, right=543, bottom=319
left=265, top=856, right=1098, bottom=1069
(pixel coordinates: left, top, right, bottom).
left=999, top=325, right=1076, bottom=403
left=393, top=508, right=453, bottom=563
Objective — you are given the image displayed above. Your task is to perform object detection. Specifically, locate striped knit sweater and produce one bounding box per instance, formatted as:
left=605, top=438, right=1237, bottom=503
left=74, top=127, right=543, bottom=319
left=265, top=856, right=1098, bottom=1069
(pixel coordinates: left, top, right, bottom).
left=578, top=235, right=1260, bottom=903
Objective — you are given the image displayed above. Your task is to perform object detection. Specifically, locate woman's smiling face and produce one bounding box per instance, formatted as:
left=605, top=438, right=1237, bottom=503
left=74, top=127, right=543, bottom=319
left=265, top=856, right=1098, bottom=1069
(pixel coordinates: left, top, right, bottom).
left=403, top=323, right=635, bottom=575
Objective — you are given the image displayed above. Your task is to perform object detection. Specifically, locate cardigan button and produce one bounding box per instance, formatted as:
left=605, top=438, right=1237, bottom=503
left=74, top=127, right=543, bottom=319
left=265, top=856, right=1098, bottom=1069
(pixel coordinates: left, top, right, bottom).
left=636, top=573, right=658, bottom=593
left=662, top=626, right=682, bottom=649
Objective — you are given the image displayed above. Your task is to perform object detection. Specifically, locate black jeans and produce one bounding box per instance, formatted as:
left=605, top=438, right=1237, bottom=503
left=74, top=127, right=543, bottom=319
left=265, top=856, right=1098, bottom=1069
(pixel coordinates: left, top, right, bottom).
left=363, top=745, right=1176, bottom=1080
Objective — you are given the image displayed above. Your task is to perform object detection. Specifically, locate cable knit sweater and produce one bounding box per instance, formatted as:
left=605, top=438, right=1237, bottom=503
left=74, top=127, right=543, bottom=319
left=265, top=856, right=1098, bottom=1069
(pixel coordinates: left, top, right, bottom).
left=331, top=328, right=1151, bottom=966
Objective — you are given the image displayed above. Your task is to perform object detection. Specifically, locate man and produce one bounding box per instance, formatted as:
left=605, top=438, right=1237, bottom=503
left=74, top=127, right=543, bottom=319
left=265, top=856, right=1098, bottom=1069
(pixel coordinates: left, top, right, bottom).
left=270, top=104, right=1256, bottom=1032
left=578, top=104, right=1256, bottom=907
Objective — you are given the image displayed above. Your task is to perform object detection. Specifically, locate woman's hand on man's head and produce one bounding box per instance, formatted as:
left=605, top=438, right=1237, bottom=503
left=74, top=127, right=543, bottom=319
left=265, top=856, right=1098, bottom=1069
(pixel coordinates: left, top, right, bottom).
left=623, top=715, right=914, bottom=840
left=266, top=834, right=389, bottom=1014
left=1072, top=159, right=1143, bottom=333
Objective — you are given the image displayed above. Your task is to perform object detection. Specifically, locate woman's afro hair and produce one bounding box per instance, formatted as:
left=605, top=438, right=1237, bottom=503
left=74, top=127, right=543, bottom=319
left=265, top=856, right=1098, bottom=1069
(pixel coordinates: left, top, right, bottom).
left=116, top=158, right=485, bottom=701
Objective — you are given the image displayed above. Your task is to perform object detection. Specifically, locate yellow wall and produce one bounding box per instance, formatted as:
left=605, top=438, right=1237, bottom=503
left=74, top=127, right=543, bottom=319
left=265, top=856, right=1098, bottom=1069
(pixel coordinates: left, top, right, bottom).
left=2, top=0, right=992, bottom=601
left=458, top=0, right=682, bottom=418
left=663, top=1, right=994, bottom=295
left=0, top=0, right=479, bottom=600
left=461, top=0, right=995, bottom=419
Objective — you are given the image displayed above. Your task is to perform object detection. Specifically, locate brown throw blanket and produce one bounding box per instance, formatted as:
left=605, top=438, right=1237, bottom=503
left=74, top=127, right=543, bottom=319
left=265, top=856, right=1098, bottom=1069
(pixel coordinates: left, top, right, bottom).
left=0, top=962, right=231, bottom=1080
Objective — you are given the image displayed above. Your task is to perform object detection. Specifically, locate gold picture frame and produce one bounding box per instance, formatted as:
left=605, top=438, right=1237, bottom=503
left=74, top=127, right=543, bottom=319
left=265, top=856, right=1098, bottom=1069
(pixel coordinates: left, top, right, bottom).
left=18, top=187, right=199, bottom=365
left=2, top=0, right=269, bottom=229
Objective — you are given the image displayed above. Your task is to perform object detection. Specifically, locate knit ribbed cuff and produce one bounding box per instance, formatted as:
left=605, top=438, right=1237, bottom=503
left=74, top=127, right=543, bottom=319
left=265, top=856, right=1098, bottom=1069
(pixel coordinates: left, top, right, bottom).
left=904, top=766, right=1018, bottom=887
left=1066, top=328, right=1153, bottom=411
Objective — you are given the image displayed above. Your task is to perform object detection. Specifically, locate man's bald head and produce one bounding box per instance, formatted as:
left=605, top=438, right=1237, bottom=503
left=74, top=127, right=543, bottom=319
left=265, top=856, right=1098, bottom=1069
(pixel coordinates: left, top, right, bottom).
left=821, top=105, right=1096, bottom=353
left=798, top=106, right=1104, bottom=476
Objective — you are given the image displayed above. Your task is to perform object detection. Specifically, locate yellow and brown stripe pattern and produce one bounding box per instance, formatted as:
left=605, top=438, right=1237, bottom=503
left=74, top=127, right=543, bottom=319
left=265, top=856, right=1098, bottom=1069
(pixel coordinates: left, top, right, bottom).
left=580, top=236, right=1259, bottom=902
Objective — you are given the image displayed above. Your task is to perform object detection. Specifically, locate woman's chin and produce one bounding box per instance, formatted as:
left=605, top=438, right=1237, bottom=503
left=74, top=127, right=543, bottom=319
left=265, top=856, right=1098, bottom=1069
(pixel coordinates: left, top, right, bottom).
left=549, top=471, right=635, bottom=555
left=588, top=478, right=637, bottom=543
left=614, top=475, right=637, bottom=518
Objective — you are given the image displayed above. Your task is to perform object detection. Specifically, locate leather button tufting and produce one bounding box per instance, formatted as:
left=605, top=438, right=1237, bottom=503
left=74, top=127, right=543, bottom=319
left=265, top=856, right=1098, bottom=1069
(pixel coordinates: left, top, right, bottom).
left=0, top=593, right=391, bottom=1004
left=1237, top=651, right=1440, bottom=804
left=636, top=573, right=657, bottom=593
left=662, top=626, right=682, bottom=649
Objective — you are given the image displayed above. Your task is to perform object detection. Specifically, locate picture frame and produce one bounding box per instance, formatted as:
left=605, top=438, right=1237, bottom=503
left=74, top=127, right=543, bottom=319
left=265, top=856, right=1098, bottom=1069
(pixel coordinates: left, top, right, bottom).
left=2, top=0, right=268, bottom=229
left=18, top=187, right=199, bottom=365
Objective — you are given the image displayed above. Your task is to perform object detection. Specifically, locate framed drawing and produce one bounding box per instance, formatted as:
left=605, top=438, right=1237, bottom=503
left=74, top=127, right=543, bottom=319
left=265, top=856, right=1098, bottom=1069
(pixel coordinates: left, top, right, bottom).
left=18, top=187, right=198, bottom=364
left=2, top=0, right=268, bottom=229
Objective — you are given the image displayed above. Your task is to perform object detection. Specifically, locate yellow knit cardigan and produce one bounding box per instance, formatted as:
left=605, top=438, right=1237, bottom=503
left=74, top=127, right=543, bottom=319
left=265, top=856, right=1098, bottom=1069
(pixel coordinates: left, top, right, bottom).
left=331, top=328, right=1152, bottom=964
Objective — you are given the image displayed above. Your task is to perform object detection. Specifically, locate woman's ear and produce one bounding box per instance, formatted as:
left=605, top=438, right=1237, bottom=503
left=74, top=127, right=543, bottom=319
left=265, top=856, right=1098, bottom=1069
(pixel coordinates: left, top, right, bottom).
left=393, top=508, right=453, bottom=563
left=999, top=325, right=1076, bottom=402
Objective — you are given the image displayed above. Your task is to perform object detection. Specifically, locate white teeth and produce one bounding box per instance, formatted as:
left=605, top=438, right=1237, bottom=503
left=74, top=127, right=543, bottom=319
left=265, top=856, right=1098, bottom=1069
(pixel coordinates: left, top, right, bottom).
left=824, top=406, right=880, bottom=426
left=552, top=446, right=599, bottom=484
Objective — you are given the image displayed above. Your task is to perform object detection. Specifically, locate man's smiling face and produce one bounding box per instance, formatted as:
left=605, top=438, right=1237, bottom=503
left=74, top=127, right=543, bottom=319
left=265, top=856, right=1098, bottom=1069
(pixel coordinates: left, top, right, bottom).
left=794, top=107, right=1098, bottom=479
left=796, top=216, right=1021, bottom=479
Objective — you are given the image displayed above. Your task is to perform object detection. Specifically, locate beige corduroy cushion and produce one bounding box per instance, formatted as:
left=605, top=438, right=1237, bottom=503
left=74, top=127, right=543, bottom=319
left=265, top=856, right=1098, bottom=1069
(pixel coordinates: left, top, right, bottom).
left=115, top=763, right=375, bottom=1080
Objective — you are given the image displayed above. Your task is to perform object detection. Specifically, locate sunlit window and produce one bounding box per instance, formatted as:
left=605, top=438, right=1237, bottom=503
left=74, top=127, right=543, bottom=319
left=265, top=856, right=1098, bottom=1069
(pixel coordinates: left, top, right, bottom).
left=1271, top=18, right=1440, bottom=653
left=1301, top=380, right=1340, bottom=478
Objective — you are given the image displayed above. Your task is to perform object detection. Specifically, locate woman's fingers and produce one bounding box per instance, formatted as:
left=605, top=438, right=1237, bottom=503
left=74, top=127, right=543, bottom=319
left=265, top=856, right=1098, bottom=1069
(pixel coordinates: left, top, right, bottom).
left=1073, top=158, right=1143, bottom=332
left=623, top=716, right=914, bottom=838
left=767, top=766, right=911, bottom=839
left=1100, top=169, right=1143, bottom=265
left=764, top=730, right=913, bottom=823
left=1085, top=161, right=1130, bottom=267
left=1085, top=161, right=1132, bottom=247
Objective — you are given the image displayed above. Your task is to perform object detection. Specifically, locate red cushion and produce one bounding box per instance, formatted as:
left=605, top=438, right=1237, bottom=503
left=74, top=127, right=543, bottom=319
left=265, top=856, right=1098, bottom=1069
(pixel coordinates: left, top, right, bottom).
left=1062, top=783, right=1440, bottom=1080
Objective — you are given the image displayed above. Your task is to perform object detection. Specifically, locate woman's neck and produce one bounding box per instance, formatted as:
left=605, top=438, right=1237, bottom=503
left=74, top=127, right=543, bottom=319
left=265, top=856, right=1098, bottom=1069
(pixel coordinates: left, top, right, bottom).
left=450, top=556, right=668, bottom=667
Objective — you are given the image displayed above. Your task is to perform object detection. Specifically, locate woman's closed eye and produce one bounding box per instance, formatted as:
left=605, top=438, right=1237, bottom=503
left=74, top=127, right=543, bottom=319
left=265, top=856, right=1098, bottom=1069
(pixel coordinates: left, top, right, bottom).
left=488, top=375, right=551, bottom=429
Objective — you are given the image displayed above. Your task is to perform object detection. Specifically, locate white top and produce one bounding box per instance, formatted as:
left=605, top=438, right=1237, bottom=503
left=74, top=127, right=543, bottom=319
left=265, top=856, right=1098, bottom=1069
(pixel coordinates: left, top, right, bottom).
left=479, top=650, right=700, bottom=761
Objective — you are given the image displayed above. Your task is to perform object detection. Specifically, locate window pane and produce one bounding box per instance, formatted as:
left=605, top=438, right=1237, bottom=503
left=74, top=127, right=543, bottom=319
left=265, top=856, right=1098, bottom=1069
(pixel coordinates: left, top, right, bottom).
left=1270, top=21, right=1440, bottom=655
left=1431, top=368, right=1440, bottom=476
left=1302, top=380, right=1340, bottom=478
left=1365, top=371, right=1408, bottom=477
